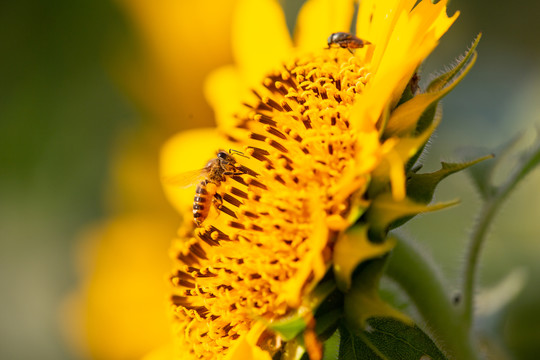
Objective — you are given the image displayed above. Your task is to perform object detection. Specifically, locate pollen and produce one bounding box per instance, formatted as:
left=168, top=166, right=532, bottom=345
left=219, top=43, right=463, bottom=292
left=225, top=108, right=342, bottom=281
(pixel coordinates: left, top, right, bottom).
left=170, top=50, right=381, bottom=359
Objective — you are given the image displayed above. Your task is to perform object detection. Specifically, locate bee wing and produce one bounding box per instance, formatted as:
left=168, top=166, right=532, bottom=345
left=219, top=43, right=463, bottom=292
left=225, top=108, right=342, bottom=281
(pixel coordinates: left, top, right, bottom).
left=163, top=169, right=207, bottom=188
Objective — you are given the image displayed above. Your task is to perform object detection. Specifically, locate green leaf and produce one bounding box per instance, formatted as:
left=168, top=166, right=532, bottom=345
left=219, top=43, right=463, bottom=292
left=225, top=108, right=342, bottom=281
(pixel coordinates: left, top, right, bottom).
left=339, top=254, right=448, bottom=359
left=364, top=317, right=449, bottom=360
left=322, top=328, right=341, bottom=360
left=339, top=318, right=449, bottom=360
left=407, top=155, right=493, bottom=204
left=339, top=324, right=382, bottom=359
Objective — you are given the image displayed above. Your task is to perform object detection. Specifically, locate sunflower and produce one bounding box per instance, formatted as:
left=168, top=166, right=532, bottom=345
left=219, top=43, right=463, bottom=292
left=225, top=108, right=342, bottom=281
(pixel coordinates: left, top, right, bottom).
left=160, top=0, right=475, bottom=358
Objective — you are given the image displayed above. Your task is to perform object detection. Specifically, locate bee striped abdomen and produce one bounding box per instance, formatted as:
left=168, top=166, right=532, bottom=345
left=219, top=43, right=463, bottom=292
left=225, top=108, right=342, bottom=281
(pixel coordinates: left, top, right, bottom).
left=193, top=180, right=217, bottom=226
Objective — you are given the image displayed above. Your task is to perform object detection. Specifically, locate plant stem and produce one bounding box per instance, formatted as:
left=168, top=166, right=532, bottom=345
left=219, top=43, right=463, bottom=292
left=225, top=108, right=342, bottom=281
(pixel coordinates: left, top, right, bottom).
left=460, top=196, right=500, bottom=329
left=461, top=171, right=518, bottom=329
left=461, top=134, right=540, bottom=328
left=386, top=236, right=480, bottom=360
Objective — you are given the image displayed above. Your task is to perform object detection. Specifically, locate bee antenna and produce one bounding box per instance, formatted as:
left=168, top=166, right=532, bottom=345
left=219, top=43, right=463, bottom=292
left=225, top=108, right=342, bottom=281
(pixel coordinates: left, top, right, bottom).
left=229, top=149, right=249, bottom=158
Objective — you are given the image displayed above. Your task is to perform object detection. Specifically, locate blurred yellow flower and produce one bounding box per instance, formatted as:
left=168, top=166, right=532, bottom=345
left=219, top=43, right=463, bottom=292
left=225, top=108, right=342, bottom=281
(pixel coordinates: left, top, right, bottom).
left=62, top=213, right=173, bottom=359
left=160, top=0, right=458, bottom=358
left=62, top=1, right=237, bottom=359
left=116, top=0, right=236, bottom=131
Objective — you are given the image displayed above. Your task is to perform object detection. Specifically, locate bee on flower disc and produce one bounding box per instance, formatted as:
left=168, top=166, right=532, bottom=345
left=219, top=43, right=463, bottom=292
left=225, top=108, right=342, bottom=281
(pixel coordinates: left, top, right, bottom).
left=165, top=150, right=246, bottom=226
left=327, top=32, right=370, bottom=52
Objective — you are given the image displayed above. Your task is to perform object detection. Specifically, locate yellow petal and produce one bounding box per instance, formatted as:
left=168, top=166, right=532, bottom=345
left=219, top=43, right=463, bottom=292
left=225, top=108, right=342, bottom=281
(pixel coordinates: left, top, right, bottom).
left=232, top=0, right=293, bottom=85
left=356, top=0, right=416, bottom=67
left=224, top=322, right=272, bottom=360
left=385, top=149, right=407, bottom=201
left=374, top=0, right=459, bottom=100
left=205, top=65, right=248, bottom=129
left=373, top=120, right=440, bottom=200
left=294, top=0, right=355, bottom=53
left=412, top=0, right=459, bottom=40
left=351, top=0, right=459, bottom=131
left=344, top=247, right=413, bottom=327
left=333, top=226, right=396, bottom=291
left=348, top=54, right=420, bottom=131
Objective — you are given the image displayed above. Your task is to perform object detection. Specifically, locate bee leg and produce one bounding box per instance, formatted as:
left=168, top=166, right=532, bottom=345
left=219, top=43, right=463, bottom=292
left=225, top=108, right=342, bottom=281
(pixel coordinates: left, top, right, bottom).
left=210, top=193, right=224, bottom=220
left=223, top=170, right=242, bottom=176
left=224, top=169, right=246, bottom=177
left=212, top=193, right=223, bottom=211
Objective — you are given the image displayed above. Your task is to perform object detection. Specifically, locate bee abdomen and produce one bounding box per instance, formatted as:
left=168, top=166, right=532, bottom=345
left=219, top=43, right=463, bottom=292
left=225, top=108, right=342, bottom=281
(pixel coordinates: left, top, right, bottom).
left=193, top=203, right=205, bottom=211
left=193, top=180, right=215, bottom=226
left=195, top=182, right=208, bottom=195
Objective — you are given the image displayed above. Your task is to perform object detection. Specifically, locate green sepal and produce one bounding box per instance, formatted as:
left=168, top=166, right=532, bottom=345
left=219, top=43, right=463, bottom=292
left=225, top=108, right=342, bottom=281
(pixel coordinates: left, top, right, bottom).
left=370, top=120, right=439, bottom=199
left=364, top=193, right=458, bottom=241
left=267, top=279, right=336, bottom=340
left=376, top=103, right=392, bottom=138
left=333, top=226, right=396, bottom=291
left=396, top=116, right=440, bottom=176
left=343, top=255, right=411, bottom=331
left=313, top=308, right=343, bottom=341
left=427, top=33, right=482, bottom=93
left=396, top=71, right=420, bottom=107
left=269, top=316, right=307, bottom=342
left=407, top=155, right=493, bottom=204
left=416, top=33, right=481, bottom=136
left=384, top=34, right=480, bottom=138
left=339, top=318, right=449, bottom=360
left=287, top=301, right=344, bottom=356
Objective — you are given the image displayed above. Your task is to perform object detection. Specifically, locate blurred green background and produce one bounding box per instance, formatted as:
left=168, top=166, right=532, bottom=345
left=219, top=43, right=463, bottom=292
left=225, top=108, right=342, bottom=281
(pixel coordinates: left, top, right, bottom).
left=1, top=0, right=539, bottom=359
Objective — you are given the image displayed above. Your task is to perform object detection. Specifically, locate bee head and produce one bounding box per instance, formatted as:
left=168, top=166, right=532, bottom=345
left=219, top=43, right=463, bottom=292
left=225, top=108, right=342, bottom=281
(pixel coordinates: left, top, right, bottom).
left=215, top=150, right=236, bottom=168
left=327, top=34, right=335, bottom=47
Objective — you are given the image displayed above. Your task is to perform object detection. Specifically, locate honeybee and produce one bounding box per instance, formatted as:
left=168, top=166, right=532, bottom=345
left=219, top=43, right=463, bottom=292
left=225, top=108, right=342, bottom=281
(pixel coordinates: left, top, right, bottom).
left=327, top=32, right=370, bottom=52
left=166, top=150, right=245, bottom=226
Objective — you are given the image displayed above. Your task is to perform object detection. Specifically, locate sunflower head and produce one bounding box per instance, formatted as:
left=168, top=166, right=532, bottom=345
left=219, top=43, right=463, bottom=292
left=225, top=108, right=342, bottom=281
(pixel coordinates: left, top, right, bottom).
left=160, top=0, right=478, bottom=358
